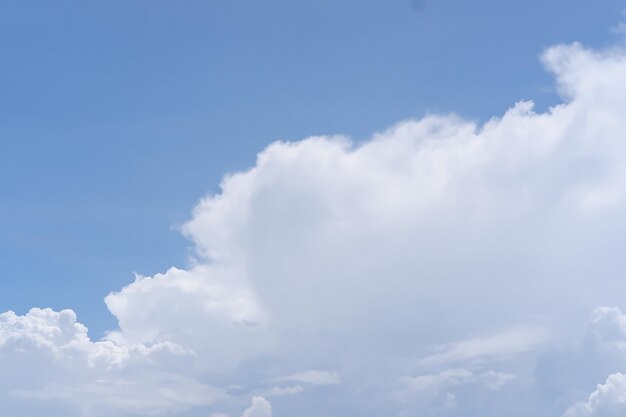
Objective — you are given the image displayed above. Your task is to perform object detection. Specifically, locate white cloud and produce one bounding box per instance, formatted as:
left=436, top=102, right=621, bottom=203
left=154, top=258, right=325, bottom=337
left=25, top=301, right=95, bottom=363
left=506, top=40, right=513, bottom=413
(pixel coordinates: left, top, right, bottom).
left=564, top=373, right=626, bottom=417
left=241, top=397, right=272, bottom=417
left=264, top=385, right=304, bottom=397
left=273, top=370, right=340, bottom=385
left=403, top=368, right=473, bottom=392
left=5, top=40, right=626, bottom=416
left=586, top=306, right=626, bottom=344
left=402, top=368, right=515, bottom=393
left=104, top=266, right=271, bottom=372
left=160, top=43, right=626, bottom=373
left=415, top=327, right=549, bottom=368
left=0, top=308, right=219, bottom=416
left=556, top=307, right=626, bottom=417
left=396, top=368, right=516, bottom=416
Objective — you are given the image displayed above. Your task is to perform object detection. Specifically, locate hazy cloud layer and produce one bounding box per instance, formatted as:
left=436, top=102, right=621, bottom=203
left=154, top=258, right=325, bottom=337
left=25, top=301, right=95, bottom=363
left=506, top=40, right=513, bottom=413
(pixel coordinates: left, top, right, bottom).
left=4, top=41, right=626, bottom=416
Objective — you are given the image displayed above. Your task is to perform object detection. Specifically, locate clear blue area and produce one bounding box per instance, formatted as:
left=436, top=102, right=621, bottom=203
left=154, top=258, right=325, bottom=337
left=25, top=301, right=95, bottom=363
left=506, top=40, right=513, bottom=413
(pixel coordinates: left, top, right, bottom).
left=1, top=0, right=624, bottom=337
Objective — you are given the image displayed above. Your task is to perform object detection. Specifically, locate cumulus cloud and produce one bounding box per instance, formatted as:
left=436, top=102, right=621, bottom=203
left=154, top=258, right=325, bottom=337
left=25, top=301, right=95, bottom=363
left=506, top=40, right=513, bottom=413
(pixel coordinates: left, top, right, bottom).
left=168, top=43, right=626, bottom=371
left=551, top=307, right=626, bottom=417
left=564, top=373, right=626, bottom=417
left=0, top=308, right=219, bottom=416
left=104, top=266, right=270, bottom=372
left=241, top=397, right=272, bottom=417
left=585, top=307, right=626, bottom=344
left=5, top=39, right=626, bottom=417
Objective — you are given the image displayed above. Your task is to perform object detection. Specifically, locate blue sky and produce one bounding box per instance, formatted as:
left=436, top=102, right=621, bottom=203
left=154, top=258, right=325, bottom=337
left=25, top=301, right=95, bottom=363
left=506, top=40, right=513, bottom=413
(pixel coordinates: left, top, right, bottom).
left=4, top=2, right=626, bottom=417
left=2, top=0, right=624, bottom=336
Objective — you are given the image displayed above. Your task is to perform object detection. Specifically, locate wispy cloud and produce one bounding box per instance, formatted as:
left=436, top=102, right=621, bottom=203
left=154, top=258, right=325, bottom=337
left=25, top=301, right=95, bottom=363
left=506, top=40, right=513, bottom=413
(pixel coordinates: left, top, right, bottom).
left=273, top=370, right=340, bottom=386
left=416, top=327, right=550, bottom=368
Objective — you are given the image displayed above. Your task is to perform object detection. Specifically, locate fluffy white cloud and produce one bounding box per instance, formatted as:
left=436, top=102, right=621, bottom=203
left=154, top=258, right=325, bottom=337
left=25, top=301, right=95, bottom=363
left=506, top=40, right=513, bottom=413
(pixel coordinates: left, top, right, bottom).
left=5, top=40, right=626, bottom=416
left=0, top=308, right=219, bottom=416
left=208, top=397, right=273, bottom=417
left=104, top=266, right=270, bottom=371
left=166, top=42, right=626, bottom=370
left=241, top=397, right=272, bottom=417
left=564, top=373, right=626, bottom=417
left=558, top=307, right=626, bottom=417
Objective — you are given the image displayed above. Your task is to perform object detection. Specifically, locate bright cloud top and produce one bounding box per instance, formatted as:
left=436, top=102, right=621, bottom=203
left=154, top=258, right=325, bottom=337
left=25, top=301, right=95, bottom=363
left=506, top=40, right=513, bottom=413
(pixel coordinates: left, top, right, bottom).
left=4, top=41, right=626, bottom=416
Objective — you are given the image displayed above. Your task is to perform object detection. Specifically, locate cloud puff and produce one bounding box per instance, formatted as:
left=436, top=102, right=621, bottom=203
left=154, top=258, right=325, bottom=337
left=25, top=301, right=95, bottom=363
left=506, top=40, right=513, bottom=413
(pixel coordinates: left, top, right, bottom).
left=168, top=43, right=626, bottom=369
left=0, top=308, right=219, bottom=416
left=564, top=373, right=626, bottom=417
left=104, top=266, right=270, bottom=372
left=556, top=307, right=626, bottom=417
left=241, top=397, right=272, bottom=417
left=5, top=40, right=626, bottom=416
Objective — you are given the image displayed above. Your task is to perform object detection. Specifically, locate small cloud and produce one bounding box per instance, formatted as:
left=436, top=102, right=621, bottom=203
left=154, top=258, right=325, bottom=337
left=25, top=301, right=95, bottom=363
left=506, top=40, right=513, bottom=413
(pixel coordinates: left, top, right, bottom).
left=241, top=397, right=272, bottom=417
left=273, top=370, right=340, bottom=385
left=416, top=327, right=549, bottom=368
left=403, top=369, right=473, bottom=392
left=402, top=368, right=516, bottom=393
left=264, top=385, right=304, bottom=397
left=480, top=370, right=517, bottom=391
